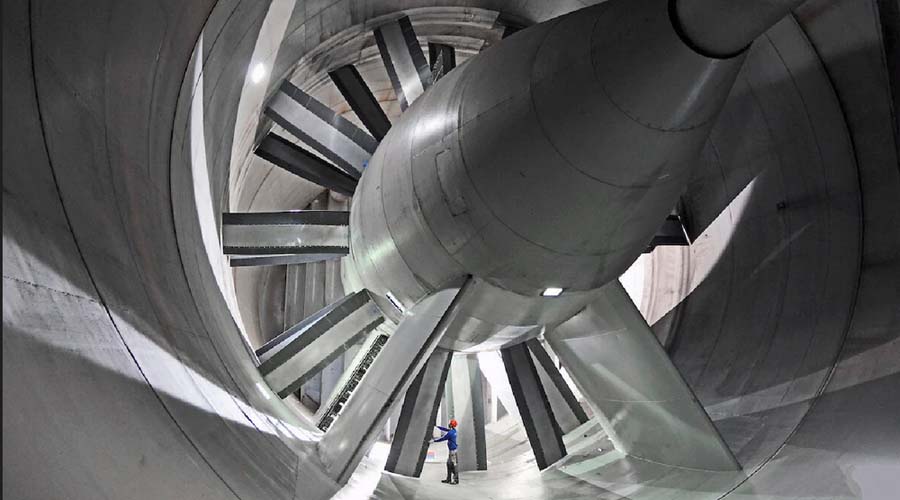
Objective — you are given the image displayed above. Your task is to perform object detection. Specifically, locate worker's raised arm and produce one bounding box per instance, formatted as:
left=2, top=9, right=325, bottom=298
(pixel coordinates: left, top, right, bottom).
left=435, top=425, right=449, bottom=431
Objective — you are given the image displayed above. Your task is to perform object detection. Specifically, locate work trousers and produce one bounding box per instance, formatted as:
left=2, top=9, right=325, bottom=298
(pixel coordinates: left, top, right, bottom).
left=446, top=450, right=459, bottom=482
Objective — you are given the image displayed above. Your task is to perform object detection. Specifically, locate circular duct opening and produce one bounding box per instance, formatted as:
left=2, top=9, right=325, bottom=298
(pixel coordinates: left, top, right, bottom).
left=6, top=1, right=896, bottom=499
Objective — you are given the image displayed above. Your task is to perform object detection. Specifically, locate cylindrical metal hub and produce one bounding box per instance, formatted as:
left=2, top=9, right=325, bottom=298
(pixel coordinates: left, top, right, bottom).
left=350, top=0, right=746, bottom=314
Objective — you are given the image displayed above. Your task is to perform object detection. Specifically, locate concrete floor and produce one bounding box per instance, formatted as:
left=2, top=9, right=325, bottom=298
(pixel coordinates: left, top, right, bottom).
left=336, top=418, right=616, bottom=500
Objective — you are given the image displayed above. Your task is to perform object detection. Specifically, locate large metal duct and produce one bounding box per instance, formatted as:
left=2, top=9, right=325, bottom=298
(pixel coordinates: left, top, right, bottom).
left=3, top=1, right=899, bottom=500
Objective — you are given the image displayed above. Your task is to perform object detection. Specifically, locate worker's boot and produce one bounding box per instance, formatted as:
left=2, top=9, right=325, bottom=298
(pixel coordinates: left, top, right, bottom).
left=441, top=463, right=452, bottom=483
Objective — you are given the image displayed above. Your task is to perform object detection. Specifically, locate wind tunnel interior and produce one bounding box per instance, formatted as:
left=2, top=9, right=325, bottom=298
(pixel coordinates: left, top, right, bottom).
left=3, top=0, right=899, bottom=500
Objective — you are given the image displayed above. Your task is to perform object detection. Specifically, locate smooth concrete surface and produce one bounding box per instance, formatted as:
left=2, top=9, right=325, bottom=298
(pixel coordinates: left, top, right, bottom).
left=4, top=1, right=900, bottom=500
left=227, top=0, right=296, bottom=209
left=656, top=4, right=880, bottom=476
left=3, top=1, right=339, bottom=499
left=477, top=350, right=521, bottom=422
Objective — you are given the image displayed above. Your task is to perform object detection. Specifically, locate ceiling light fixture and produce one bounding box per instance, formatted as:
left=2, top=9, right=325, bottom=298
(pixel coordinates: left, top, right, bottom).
left=250, top=62, right=268, bottom=84
left=542, top=287, right=564, bottom=297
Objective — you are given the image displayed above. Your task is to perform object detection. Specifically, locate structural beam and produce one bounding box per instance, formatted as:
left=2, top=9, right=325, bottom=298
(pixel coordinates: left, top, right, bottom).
left=222, top=211, right=349, bottom=256
left=265, top=81, right=376, bottom=175
left=282, top=259, right=311, bottom=405
left=256, top=290, right=384, bottom=398
left=546, top=280, right=740, bottom=471
left=297, top=194, right=330, bottom=408
left=428, top=43, right=456, bottom=82
left=317, top=325, right=393, bottom=432
left=319, top=279, right=472, bottom=484
left=644, top=214, right=690, bottom=253
left=374, top=16, right=432, bottom=110
left=228, top=254, right=341, bottom=267
left=329, top=65, right=391, bottom=141
left=254, top=133, right=358, bottom=196
left=445, top=353, right=488, bottom=471
left=319, top=195, right=350, bottom=409
left=525, top=339, right=588, bottom=434
left=501, top=342, right=567, bottom=470
left=384, top=348, right=453, bottom=477
left=283, top=262, right=307, bottom=339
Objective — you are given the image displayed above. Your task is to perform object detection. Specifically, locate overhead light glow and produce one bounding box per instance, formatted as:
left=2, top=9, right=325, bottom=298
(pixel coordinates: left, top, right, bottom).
left=542, top=287, right=564, bottom=297
left=250, top=63, right=268, bottom=84
left=256, top=382, right=271, bottom=400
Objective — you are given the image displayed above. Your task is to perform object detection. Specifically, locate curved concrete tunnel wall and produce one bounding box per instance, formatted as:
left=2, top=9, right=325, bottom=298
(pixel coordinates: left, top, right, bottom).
left=672, top=13, right=862, bottom=472
left=638, top=2, right=900, bottom=495
left=3, top=1, right=339, bottom=499
left=3, top=1, right=899, bottom=500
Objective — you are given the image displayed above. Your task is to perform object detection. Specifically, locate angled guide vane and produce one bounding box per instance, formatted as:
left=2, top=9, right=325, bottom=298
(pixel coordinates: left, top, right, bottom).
left=428, top=43, right=456, bottom=82
left=319, top=278, right=474, bottom=484
left=644, top=214, right=691, bottom=253
left=228, top=254, right=344, bottom=268
left=265, top=81, right=376, bottom=176
left=222, top=211, right=349, bottom=256
left=374, top=16, right=433, bottom=110
left=546, top=280, right=740, bottom=471
left=329, top=65, right=392, bottom=141
left=254, top=133, right=358, bottom=196
left=256, top=289, right=384, bottom=398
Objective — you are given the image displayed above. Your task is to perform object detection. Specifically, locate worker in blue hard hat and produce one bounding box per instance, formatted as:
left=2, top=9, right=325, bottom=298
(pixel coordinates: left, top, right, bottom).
left=433, top=419, right=459, bottom=484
